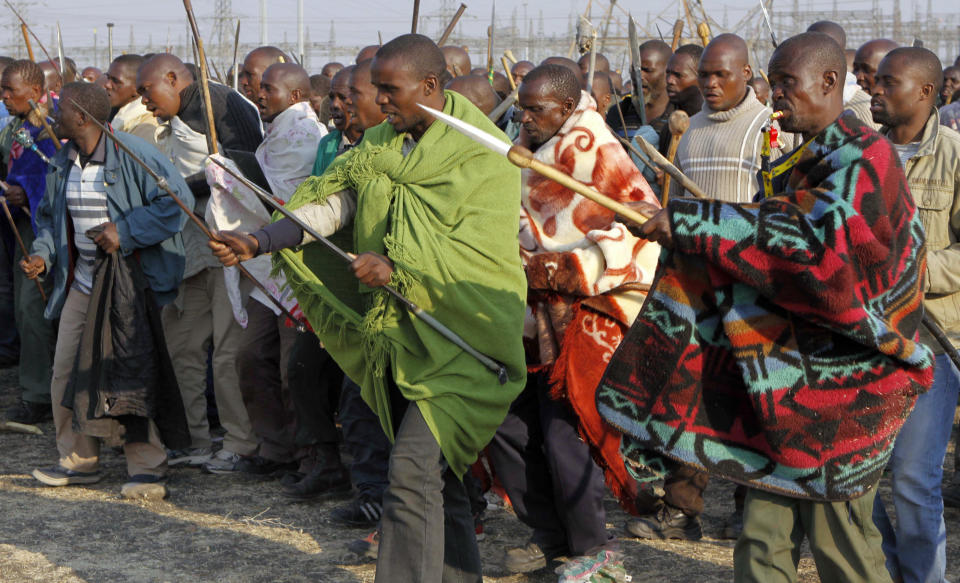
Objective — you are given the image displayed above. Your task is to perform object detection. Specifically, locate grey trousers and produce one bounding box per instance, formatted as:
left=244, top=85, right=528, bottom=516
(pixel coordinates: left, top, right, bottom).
left=375, top=400, right=481, bottom=583
left=13, top=213, right=53, bottom=404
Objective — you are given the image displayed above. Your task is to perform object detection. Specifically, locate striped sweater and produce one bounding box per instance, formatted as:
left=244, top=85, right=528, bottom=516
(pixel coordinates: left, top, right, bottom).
left=670, top=86, right=779, bottom=203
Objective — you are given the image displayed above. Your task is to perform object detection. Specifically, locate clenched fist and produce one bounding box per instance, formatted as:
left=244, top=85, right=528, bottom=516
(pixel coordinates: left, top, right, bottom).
left=209, top=230, right=259, bottom=267
left=350, top=252, right=394, bottom=288
left=20, top=255, right=45, bottom=279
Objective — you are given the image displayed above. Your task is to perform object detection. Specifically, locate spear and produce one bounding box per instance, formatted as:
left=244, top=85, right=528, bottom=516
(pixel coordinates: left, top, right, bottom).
left=613, top=132, right=707, bottom=199
left=69, top=99, right=305, bottom=332
left=0, top=186, right=46, bottom=301
left=437, top=3, right=467, bottom=46
left=182, top=0, right=219, bottom=156
left=419, top=104, right=650, bottom=227
left=56, top=22, right=65, bottom=81
left=232, top=18, right=241, bottom=90
left=487, top=85, right=518, bottom=121
left=487, top=1, right=496, bottom=84
left=759, top=0, right=778, bottom=48
left=207, top=156, right=510, bottom=385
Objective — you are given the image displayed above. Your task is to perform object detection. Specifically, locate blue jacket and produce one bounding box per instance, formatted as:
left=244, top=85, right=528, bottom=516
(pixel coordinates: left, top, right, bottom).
left=32, top=129, right=193, bottom=319
left=6, top=119, right=58, bottom=234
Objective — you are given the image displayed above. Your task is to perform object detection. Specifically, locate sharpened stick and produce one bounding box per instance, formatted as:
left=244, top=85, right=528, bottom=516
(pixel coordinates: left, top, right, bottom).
left=614, top=132, right=707, bottom=199
left=437, top=3, right=467, bottom=46
left=21, top=23, right=34, bottom=61
left=183, top=0, right=219, bottom=155
left=411, top=0, right=421, bottom=33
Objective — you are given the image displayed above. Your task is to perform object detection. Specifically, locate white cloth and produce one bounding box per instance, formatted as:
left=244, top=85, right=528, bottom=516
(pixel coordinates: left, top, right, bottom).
left=65, top=161, right=108, bottom=293
left=205, top=101, right=326, bottom=325
left=843, top=72, right=861, bottom=105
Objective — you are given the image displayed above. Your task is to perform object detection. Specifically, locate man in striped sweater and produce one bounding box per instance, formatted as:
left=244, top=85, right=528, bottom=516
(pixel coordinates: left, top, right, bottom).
left=668, top=34, right=785, bottom=203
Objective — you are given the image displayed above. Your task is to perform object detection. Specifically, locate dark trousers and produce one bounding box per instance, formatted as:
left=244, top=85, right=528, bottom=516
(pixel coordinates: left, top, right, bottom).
left=636, top=462, right=747, bottom=517
left=340, top=377, right=390, bottom=499
left=12, top=214, right=53, bottom=404
left=237, top=300, right=299, bottom=462
left=487, top=372, right=609, bottom=556
left=375, top=382, right=481, bottom=583
left=0, top=226, right=18, bottom=361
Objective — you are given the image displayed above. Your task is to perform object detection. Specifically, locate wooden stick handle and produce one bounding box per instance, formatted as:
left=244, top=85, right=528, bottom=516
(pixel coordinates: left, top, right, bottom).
left=501, top=56, right=516, bottom=90
left=506, top=145, right=648, bottom=226
left=0, top=195, right=47, bottom=302
left=437, top=3, right=466, bottom=46
left=21, top=23, right=34, bottom=61
left=661, top=134, right=682, bottom=205
left=615, top=132, right=706, bottom=199
left=28, top=99, right=61, bottom=151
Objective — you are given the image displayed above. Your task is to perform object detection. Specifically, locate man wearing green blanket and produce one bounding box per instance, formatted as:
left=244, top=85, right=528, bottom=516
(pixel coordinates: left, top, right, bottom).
left=209, top=34, right=527, bottom=582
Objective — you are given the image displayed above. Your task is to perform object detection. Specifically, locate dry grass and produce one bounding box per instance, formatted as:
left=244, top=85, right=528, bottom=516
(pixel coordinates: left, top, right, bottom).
left=0, top=366, right=957, bottom=582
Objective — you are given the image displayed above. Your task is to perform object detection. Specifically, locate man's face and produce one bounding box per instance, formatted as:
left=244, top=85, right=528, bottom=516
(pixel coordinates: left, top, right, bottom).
left=103, top=62, right=139, bottom=109
left=590, top=78, right=611, bottom=113
left=137, top=67, right=181, bottom=121
left=639, top=48, right=668, bottom=100
left=769, top=49, right=825, bottom=136
left=512, top=62, right=534, bottom=86
left=348, top=69, right=384, bottom=131
left=0, top=71, right=42, bottom=117
left=81, top=67, right=101, bottom=83
left=665, top=53, right=699, bottom=105
left=52, top=90, right=83, bottom=140
left=518, top=77, right=574, bottom=148
left=870, top=57, right=927, bottom=128
left=328, top=72, right=352, bottom=132
left=239, top=53, right=272, bottom=101
left=39, top=61, right=61, bottom=93
left=257, top=69, right=294, bottom=122
left=698, top=49, right=750, bottom=112
left=370, top=56, right=432, bottom=134
left=942, top=67, right=960, bottom=103
left=853, top=48, right=884, bottom=93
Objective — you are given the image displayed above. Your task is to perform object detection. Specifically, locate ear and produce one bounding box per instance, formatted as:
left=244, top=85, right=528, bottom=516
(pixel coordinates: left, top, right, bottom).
left=563, top=96, right=577, bottom=115
left=290, top=88, right=303, bottom=103
left=919, top=81, right=935, bottom=101
left=743, top=64, right=753, bottom=81
left=822, top=70, right=839, bottom=95
left=165, top=71, right=177, bottom=86
left=422, top=74, right=439, bottom=96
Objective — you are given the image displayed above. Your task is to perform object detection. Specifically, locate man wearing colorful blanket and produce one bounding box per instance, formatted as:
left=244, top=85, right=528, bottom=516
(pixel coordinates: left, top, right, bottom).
left=209, top=34, right=527, bottom=582
left=487, top=63, right=660, bottom=582
left=600, top=32, right=933, bottom=582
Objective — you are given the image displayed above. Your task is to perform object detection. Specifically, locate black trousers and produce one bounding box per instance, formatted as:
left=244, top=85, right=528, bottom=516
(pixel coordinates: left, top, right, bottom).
left=487, top=372, right=610, bottom=556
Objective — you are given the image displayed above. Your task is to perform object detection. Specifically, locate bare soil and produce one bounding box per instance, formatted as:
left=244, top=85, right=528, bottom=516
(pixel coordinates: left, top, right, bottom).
left=0, top=365, right=957, bottom=583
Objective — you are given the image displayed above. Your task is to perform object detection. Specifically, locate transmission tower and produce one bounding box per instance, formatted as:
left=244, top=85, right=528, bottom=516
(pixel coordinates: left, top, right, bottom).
left=212, top=0, right=234, bottom=68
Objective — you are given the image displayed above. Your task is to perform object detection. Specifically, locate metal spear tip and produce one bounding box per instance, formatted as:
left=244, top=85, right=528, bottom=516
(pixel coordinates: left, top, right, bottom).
left=416, top=103, right=511, bottom=158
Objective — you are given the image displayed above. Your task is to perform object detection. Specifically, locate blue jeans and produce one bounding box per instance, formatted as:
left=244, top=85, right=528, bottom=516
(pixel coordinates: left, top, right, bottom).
left=872, top=352, right=959, bottom=583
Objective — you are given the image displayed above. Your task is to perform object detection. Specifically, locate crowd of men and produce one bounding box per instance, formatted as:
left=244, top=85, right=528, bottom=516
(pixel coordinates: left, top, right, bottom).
left=0, top=17, right=958, bottom=583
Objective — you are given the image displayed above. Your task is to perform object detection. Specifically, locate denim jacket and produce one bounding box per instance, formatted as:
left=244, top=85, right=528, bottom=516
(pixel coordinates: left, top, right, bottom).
left=31, top=129, right=193, bottom=319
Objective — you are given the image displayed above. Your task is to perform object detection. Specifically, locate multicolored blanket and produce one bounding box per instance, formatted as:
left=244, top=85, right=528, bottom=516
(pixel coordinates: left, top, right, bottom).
left=521, top=91, right=660, bottom=512
left=597, top=113, right=934, bottom=501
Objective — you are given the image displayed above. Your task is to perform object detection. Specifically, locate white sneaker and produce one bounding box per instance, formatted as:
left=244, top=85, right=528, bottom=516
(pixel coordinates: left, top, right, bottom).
left=201, top=449, right=244, bottom=474
left=167, top=446, right=213, bottom=467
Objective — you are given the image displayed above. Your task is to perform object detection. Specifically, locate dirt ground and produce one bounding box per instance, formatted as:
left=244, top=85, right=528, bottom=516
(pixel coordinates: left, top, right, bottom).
left=1, top=365, right=958, bottom=583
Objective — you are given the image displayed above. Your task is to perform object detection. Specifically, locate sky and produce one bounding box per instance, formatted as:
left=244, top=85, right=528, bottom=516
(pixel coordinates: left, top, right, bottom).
left=4, top=0, right=959, bottom=68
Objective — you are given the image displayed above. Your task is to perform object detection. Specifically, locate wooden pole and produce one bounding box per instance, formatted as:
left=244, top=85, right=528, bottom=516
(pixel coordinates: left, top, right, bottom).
left=411, top=0, right=421, bottom=34
left=27, top=99, right=61, bottom=151
left=613, top=132, right=707, bottom=199
left=501, top=56, right=516, bottom=90
left=437, top=3, right=467, bottom=46
left=0, top=190, right=46, bottom=301
left=20, top=23, right=34, bottom=61
left=183, top=0, right=219, bottom=155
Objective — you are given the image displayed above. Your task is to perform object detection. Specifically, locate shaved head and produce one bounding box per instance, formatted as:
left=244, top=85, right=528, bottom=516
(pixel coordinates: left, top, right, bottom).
left=883, top=47, right=943, bottom=94
left=807, top=21, right=846, bottom=49
left=699, top=34, right=752, bottom=111
left=136, top=53, right=194, bottom=121
left=138, top=53, right=193, bottom=85
left=578, top=52, right=610, bottom=75
left=375, top=34, right=447, bottom=82
left=639, top=40, right=673, bottom=63
left=240, top=46, right=289, bottom=100
left=540, top=56, right=584, bottom=88
left=446, top=74, right=499, bottom=115
left=854, top=39, right=899, bottom=93
left=356, top=45, right=380, bottom=64
left=441, top=46, right=472, bottom=78
left=511, top=60, right=535, bottom=85
left=768, top=32, right=845, bottom=138
left=258, top=62, right=311, bottom=121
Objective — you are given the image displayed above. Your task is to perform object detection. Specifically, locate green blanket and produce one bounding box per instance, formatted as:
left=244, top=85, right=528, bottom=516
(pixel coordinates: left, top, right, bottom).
left=276, top=91, right=527, bottom=477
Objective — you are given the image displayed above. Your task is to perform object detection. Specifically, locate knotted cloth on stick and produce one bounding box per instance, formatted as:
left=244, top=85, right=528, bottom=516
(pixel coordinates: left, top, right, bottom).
left=275, top=91, right=527, bottom=477
left=597, top=114, right=935, bottom=501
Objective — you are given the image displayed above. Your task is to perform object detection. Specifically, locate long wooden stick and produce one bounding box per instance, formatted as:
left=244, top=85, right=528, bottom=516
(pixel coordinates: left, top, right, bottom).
left=0, top=189, right=46, bottom=301
left=20, top=23, right=34, bottom=61
left=183, top=0, right=219, bottom=155
left=70, top=99, right=304, bottom=332
left=501, top=56, right=516, bottom=90
left=437, top=3, right=467, bottom=46
left=506, top=145, right=649, bottom=225
left=4, top=1, right=55, bottom=66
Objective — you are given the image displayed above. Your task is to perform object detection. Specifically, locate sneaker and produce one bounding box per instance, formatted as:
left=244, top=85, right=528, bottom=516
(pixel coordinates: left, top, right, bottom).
left=626, top=503, right=702, bottom=541
left=282, top=466, right=352, bottom=501
left=202, top=449, right=245, bottom=474
left=719, top=509, right=744, bottom=540
left=346, top=530, right=380, bottom=562
left=555, top=549, right=628, bottom=583
left=167, top=446, right=213, bottom=467
left=330, top=494, right=384, bottom=527
left=235, top=455, right=299, bottom=478
left=505, top=541, right=569, bottom=574
left=6, top=400, right=52, bottom=424
left=121, top=474, right=168, bottom=500
left=32, top=466, right=103, bottom=486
